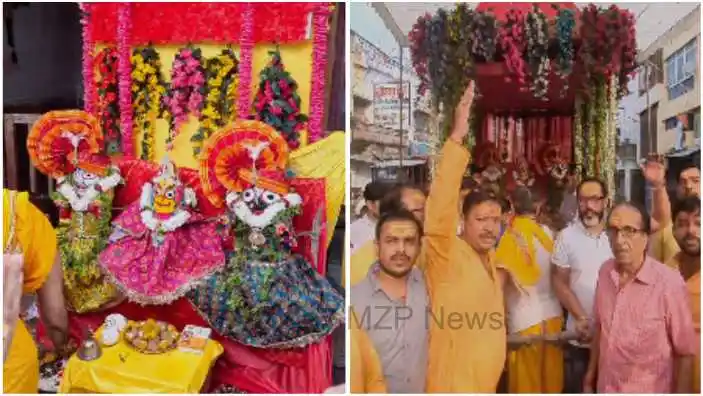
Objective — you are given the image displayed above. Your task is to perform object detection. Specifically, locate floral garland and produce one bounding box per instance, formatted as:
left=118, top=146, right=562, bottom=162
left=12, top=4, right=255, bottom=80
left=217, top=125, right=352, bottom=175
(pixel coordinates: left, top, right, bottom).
left=253, top=48, right=308, bottom=149
left=117, top=3, right=134, bottom=156
left=308, top=3, right=332, bottom=143
left=555, top=8, right=576, bottom=96
left=426, top=10, right=450, bottom=107
left=409, top=13, right=431, bottom=96
left=593, top=79, right=607, bottom=179
left=237, top=3, right=255, bottom=120
left=577, top=5, right=637, bottom=97
left=79, top=3, right=97, bottom=115
left=469, top=10, right=497, bottom=62
left=584, top=88, right=595, bottom=177
left=443, top=4, right=475, bottom=136
left=131, top=46, right=168, bottom=161
left=573, top=96, right=584, bottom=182
left=165, top=47, right=206, bottom=146
left=94, top=47, right=121, bottom=154
left=524, top=7, right=550, bottom=99
left=497, top=9, right=527, bottom=86
left=192, top=49, right=240, bottom=156
left=605, top=74, right=619, bottom=198
left=216, top=205, right=300, bottom=313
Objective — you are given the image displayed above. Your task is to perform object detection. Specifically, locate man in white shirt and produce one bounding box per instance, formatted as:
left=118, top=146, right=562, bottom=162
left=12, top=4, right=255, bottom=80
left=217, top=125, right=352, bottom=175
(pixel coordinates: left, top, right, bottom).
left=551, top=178, right=613, bottom=393
left=350, top=182, right=389, bottom=253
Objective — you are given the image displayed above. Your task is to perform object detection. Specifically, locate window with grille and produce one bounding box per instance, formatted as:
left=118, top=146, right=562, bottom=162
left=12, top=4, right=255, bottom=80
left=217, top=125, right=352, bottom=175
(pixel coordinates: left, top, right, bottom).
left=667, top=39, right=697, bottom=100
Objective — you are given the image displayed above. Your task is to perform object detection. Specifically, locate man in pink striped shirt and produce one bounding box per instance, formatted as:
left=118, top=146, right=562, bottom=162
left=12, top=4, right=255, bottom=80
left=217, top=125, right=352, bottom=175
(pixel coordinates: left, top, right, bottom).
left=585, top=202, right=698, bottom=393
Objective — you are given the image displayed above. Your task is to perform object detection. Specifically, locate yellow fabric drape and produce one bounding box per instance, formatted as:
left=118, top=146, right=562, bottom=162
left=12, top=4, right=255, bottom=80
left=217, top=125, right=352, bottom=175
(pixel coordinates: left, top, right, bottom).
left=289, top=131, right=346, bottom=248
left=507, top=316, right=564, bottom=393
left=495, top=216, right=554, bottom=287
left=3, top=189, right=57, bottom=394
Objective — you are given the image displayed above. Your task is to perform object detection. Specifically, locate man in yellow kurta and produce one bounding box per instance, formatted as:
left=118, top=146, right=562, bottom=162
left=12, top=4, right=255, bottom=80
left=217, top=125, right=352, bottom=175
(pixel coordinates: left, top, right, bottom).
left=665, top=196, right=700, bottom=394
left=423, top=82, right=506, bottom=392
left=496, top=187, right=563, bottom=393
left=3, top=190, right=68, bottom=393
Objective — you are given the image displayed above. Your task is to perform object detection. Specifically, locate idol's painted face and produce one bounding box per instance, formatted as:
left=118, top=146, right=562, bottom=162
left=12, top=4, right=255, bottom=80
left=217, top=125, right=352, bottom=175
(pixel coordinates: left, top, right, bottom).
left=153, top=182, right=178, bottom=215
left=73, top=168, right=99, bottom=189
left=227, top=187, right=302, bottom=229
left=376, top=219, right=421, bottom=278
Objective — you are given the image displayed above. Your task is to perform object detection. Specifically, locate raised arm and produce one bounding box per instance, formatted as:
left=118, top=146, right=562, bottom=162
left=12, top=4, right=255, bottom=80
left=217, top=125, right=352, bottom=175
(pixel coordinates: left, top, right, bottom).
left=424, top=82, right=475, bottom=265
left=641, top=155, right=672, bottom=227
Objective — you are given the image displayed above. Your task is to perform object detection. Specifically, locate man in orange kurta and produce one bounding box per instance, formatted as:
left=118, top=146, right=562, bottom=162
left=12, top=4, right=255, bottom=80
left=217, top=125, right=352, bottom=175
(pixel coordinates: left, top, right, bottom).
left=665, top=196, right=701, bottom=394
left=423, top=83, right=507, bottom=392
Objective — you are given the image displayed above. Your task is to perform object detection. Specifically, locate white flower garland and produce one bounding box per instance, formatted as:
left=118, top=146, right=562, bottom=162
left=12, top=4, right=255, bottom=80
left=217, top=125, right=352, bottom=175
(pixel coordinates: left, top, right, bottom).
left=57, top=166, right=122, bottom=212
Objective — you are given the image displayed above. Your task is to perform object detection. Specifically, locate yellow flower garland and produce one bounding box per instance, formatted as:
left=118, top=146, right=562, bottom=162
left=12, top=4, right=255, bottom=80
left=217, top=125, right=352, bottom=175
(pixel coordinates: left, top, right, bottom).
left=131, top=47, right=166, bottom=161
left=193, top=49, right=240, bottom=156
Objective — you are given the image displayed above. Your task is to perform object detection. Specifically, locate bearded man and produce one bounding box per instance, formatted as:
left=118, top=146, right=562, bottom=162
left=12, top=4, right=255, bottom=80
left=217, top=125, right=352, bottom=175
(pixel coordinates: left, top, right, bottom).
left=550, top=178, right=614, bottom=393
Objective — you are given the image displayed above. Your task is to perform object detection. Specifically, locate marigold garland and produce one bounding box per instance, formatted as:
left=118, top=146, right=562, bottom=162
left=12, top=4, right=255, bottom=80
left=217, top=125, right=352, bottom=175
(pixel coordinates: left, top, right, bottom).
left=94, top=47, right=121, bottom=154
left=192, top=48, right=240, bottom=156
left=131, top=46, right=168, bottom=161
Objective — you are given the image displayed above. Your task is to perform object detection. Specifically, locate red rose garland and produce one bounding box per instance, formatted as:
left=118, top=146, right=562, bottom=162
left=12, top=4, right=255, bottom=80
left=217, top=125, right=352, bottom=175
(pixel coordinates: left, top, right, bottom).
left=94, top=47, right=121, bottom=154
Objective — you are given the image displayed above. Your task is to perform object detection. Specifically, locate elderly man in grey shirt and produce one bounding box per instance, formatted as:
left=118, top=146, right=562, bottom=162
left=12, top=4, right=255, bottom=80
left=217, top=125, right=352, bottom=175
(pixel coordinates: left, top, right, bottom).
left=351, top=210, right=429, bottom=393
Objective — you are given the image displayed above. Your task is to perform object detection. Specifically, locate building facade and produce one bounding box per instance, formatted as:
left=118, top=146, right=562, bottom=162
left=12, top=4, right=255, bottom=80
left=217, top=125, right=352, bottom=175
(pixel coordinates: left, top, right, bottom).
left=350, top=30, right=431, bottom=193
left=637, top=6, right=700, bottom=156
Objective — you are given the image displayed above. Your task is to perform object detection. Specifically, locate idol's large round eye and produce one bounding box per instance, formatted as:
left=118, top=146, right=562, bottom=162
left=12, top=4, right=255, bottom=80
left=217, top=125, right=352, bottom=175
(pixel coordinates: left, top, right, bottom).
left=165, top=191, right=175, bottom=199
left=261, top=192, right=279, bottom=204
left=243, top=190, right=255, bottom=202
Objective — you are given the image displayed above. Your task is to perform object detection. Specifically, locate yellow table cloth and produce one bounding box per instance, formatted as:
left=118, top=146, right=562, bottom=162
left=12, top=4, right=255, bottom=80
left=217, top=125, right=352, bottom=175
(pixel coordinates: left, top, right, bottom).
left=59, top=328, right=224, bottom=394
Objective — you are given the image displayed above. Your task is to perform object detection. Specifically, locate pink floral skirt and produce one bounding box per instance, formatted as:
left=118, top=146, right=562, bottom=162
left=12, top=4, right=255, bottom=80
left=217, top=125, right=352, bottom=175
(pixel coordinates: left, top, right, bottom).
left=99, top=204, right=225, bottom=305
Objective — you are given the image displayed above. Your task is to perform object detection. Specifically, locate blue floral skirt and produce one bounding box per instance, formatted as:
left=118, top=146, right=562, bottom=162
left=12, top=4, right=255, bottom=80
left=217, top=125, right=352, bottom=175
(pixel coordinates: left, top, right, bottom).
left=187, top=254, right=344, bottom=348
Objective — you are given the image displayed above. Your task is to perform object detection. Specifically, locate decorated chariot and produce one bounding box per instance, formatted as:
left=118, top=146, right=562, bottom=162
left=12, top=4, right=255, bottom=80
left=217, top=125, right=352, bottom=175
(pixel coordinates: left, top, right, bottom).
left=29, top=2, right=344, bottom=393
left=410, top=2, right=637, bottom=211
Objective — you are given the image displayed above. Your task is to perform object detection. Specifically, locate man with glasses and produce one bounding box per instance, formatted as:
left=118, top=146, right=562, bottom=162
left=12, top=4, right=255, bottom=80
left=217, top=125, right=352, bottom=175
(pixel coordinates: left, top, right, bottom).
left=584, top=202, right=696, bottom=393
left=550, top=178, right=613, bottom=393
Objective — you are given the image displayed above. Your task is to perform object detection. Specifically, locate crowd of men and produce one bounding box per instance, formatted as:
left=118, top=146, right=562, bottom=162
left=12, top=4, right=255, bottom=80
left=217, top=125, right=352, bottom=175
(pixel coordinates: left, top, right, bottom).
left=349, top=82, right=701, bottom=394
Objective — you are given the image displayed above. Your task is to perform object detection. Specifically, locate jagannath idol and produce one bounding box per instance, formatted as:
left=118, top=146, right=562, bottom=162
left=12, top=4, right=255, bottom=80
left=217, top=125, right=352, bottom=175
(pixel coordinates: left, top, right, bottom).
left=189, top=120, right=344, bottom=348
left=99, top=155, right=226, bottom=305
left=27, top=110, right=123, bottom=313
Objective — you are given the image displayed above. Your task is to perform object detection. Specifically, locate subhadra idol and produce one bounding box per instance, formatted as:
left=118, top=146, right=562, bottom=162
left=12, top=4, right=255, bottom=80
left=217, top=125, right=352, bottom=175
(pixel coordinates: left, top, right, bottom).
left=27, top=110, right=123, bottom=313
left=189, top=120, right=344, bottom=348
left=99, top=156, right=226, bottom=305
